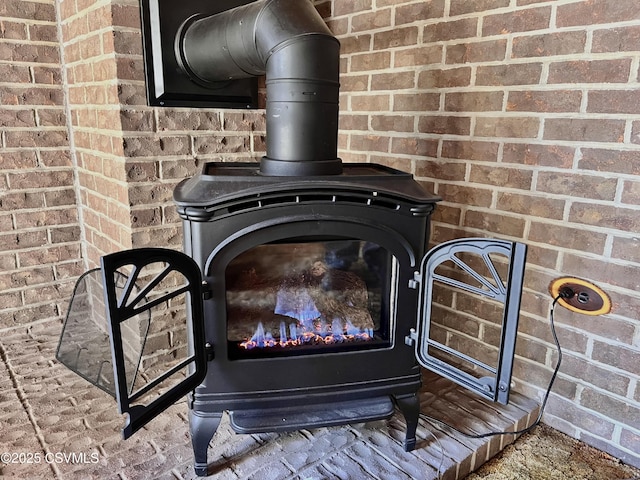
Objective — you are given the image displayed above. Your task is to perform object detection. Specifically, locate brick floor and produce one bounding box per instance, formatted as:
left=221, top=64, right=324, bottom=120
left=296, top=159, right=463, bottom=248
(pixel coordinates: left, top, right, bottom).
left=0, top=320, right=539, bottom=479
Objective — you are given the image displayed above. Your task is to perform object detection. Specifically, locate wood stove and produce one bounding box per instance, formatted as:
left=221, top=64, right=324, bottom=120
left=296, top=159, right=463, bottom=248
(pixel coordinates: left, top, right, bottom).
left=174, top=161, right=438, bottom=474
left=56, top=0, right=528, bottom=476
left=58, top=162, right=526, bottom=475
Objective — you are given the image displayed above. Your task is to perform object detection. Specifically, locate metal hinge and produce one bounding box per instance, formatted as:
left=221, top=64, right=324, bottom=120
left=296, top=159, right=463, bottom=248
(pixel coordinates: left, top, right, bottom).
left=205, top=342, right=215, bottom=361
left=408, top=272, right=421, bottom=290
left=479, top=376, right=495, bottom=393
left=202, top=281, right=212, bottom=300
left=404, top=328, right=418, bottom=347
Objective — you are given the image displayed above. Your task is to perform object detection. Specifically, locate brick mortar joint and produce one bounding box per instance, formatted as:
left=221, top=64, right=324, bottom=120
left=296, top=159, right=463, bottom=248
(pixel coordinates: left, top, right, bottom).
left=0, top=37, right=59, bottom=46
left=441, top=191, right=640, bottom=211
left=6, top=226, right=81, bottom=238
left=6, top=253, right=82, bottom=266
left=79, top=177, right=147, bottom=191
left=73, top=148, right=129, bottom=159
left=0, top=281, right=76, bottom=297
left=130, top=204, right=173, bottom=212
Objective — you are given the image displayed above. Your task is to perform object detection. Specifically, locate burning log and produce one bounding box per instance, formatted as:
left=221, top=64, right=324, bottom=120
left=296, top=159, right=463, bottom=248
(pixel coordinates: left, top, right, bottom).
left=274, top=260, right=374, bottom=332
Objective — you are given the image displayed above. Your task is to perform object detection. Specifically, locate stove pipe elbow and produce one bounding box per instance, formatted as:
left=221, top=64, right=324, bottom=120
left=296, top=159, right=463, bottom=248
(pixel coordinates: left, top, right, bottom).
left=176, top=0, right=342, bottom=176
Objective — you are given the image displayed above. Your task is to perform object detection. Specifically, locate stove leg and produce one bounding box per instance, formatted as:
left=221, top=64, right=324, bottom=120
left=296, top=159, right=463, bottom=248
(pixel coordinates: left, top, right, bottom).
left=189, top=410, right=222, bottom=477
left=395, top=393, right=419, bottom=451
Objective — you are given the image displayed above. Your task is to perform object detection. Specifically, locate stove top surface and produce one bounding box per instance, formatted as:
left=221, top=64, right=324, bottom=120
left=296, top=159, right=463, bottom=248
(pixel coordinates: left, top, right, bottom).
left=174, top=162, right=441, bottom=208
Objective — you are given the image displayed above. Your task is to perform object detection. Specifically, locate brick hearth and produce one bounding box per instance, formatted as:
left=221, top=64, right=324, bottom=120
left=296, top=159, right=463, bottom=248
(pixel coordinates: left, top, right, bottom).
left=0, top=321, right=538, bottom=479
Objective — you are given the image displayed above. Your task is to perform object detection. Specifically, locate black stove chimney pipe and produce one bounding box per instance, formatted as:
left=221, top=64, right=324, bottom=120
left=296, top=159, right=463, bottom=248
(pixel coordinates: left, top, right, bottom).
left=176, top=0, right=342, bottom=176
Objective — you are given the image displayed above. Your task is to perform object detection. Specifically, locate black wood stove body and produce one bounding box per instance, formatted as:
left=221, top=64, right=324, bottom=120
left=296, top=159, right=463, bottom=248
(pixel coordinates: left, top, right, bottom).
left=177, top=161, right=438, bottom=473
left=57, top=0, right=528, bottom=476
left=59, top=162, right=526, bottom=476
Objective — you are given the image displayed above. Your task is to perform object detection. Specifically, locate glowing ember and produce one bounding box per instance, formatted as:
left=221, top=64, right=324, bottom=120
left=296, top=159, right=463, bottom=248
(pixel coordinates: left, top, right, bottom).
left=239, top=320, right=374, bottom=350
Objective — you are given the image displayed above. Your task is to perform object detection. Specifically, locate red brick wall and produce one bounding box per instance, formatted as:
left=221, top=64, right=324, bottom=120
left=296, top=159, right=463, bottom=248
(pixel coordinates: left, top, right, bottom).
left=0, top=0, right=84, bottom=329
left=0, top=0, right=638, bottom=469
left=324, top=0, right=639, bottom=466
left=57, top=0, right=131, bottom=266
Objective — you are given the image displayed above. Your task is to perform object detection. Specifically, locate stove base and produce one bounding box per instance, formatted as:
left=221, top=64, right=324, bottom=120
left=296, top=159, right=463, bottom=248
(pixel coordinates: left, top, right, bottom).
left=188, top=392, right=420, bottom=476
left=229, top=396, right=395, bottom=433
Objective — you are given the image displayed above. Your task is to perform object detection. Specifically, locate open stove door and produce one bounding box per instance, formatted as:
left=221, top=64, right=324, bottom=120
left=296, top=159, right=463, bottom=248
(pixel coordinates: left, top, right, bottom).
left=411, top=238, right=527, bottom=404
left=101, top=248, right=207, bottom=439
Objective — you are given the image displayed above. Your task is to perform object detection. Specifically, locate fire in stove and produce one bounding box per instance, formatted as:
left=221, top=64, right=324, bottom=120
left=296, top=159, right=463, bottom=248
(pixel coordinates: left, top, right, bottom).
left=239, top=319, right=374, bottom=350
left=226, top=240, right=392, bottom=358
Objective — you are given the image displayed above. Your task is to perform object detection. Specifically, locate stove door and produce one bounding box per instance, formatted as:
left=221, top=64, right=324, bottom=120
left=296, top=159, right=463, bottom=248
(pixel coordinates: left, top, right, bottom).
left=101, top=248, right=207, bottom=439
left=413, top=238, right=527, bottom=404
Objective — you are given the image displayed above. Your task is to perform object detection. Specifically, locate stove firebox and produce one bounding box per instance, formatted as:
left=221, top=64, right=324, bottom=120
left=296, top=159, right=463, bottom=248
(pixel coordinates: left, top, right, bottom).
left=225, top=238, right=392, bottom=359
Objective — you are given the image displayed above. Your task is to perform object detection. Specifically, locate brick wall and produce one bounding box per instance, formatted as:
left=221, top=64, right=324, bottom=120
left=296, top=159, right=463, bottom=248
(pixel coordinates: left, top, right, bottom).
left=0, top=0, right=84, bottom=330
left=325, top=0, right=639, bottom=466
left=0, top=0, right=638, bottom=469
left=58, top=0, right=131, bottom=265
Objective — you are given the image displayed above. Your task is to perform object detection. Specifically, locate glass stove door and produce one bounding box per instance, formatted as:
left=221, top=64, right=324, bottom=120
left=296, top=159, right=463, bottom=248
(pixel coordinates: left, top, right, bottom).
left=414, top=238, right=527, bottom=404
left=226, top=238, right=394, bottom=358
left=101, top=248, right=207, bottom=438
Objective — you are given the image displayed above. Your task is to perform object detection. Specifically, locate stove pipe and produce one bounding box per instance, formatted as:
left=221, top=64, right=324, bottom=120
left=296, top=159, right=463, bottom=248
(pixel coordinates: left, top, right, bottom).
left=176, top=0, right=342, bottom=176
